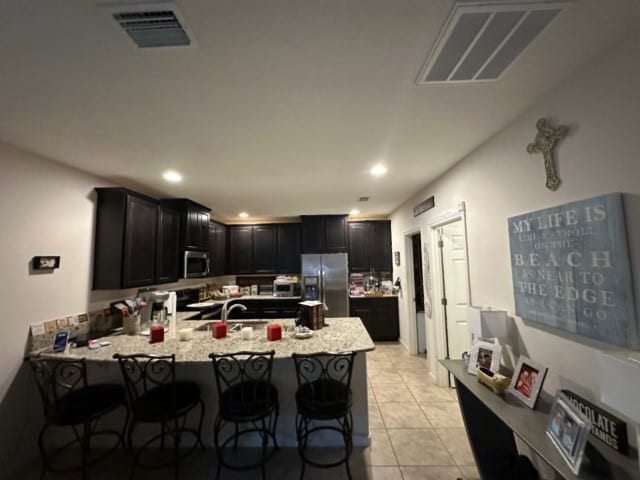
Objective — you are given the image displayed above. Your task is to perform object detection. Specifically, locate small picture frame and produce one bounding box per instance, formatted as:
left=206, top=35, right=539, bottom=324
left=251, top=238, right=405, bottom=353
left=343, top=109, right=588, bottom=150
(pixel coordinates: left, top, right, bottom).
left=546, top=391, right=591, bottom=475
left=467, top=340, right=502, bottom=375
left=508, top=355, right=548, bottom=409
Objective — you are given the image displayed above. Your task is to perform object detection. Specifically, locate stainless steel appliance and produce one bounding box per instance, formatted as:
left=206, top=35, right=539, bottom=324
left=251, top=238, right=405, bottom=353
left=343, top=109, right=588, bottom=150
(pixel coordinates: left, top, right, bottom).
left=183, top=250, right=210, bottom=278
left=273, top=278, right=296, bottom=297
left=301, top=253, right=349, bottom=317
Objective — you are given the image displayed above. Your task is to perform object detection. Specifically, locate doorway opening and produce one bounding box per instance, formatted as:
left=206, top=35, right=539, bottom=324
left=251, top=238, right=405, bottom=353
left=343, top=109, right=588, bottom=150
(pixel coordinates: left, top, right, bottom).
left=411, top=233, right=426, bottom=353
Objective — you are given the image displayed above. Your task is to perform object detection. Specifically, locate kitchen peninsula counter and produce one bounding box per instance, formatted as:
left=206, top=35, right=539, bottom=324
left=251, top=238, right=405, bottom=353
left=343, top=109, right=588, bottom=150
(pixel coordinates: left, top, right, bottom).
left=30, top=317, right=374, bottom=448
left=32, top=317, right=374, bottom=362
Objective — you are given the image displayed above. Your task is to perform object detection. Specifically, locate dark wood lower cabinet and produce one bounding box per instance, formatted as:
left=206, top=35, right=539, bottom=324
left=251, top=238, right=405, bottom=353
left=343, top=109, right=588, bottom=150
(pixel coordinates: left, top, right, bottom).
left=350, top=296, right=399, bottom=341
left=225, top=299, right=300, bottom=320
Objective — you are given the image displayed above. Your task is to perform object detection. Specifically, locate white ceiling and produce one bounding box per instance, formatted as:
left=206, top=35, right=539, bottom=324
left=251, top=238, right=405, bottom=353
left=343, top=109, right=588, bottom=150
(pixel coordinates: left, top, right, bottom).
left=1, top=0, right=638, bottom=222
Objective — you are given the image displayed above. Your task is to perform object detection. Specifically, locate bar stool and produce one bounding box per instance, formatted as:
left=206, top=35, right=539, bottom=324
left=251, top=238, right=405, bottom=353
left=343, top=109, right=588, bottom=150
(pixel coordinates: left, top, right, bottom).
left=30, top=356, right=128, bottom=480
left=113, top=353, right=205, bottom=480
left=209, top=350, right=279, bottom=480
left=292, top=351, right=357, bottom=480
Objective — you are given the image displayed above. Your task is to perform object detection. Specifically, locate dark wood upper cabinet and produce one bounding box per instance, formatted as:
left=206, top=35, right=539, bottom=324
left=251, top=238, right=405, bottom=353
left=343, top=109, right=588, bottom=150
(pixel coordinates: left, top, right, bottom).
left=301, top=215, right=347, bottom=253
left=277, top=223, right=301, bottom=273
left=228, top=225, right=254, bottom=274
left=155, top=205, right=179, bottom=284
left=160, top=199, right=211, bottom=252
left=347, top=220, right=392, bottom=273
left=227, top=223, right=301, bottom=274
left=347, top=222, right=369, bottom=272
left=369, top=221, right=392, bottom=272
left=94, top=188, right=159, bottom=289
left=208, top=221, right=227, bottom=276
left=253, top=225, right=277, bottom=273
left=122, top=194, right=157, bottom=288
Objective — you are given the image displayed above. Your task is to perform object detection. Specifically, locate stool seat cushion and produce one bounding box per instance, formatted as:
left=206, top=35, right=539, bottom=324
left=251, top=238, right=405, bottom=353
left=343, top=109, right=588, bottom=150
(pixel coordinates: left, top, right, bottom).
left=47, top=383, right=125, bottom=425
left=219, top=380, right=279, bottom=421
left=132, top=381, right=201, bottom=421
left=296, top=379, right=352, bottom=420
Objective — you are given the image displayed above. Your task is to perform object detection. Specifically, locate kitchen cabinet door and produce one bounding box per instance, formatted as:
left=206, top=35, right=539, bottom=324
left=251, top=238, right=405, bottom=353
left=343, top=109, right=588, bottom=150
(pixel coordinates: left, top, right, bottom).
left=228, top=226, right=253, bottom=274
left=350, top=297, right=399, bottom=341
left=122, top=194, right=158, bottom=288
left=253, top=225, right=277, bottom=273
left=348, top=222, right=369, bottom=272
left=156, top=205, right=179, bottom=284
left=301, top=216, right=324, bottom=253
left=209, top=221, right=227, bottom=276
left=324, top=215, right=348, bottom=252
left=369, top=221, right=392, bottom=273
left=277, top=223, right=301, bottom=273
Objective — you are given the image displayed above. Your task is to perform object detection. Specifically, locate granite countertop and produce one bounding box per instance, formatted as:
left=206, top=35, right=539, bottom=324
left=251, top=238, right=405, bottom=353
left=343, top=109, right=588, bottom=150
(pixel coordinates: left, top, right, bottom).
left=31, top=317, right=374, bottom=363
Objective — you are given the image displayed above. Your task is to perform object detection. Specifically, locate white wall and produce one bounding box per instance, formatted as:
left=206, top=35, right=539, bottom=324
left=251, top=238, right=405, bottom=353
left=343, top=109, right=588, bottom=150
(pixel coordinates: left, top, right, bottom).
left=391, top=29, right=640, bottom=415
left=0, top=142, right=227, bottom=473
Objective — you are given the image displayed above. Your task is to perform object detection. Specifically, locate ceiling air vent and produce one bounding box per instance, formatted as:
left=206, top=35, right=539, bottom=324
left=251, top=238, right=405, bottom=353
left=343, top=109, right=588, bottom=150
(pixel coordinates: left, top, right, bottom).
left=358, top=197, right=370, bottom=203
left=416, top=1, right=570, bottom=84
left=100, top=2, right=196, bottom=48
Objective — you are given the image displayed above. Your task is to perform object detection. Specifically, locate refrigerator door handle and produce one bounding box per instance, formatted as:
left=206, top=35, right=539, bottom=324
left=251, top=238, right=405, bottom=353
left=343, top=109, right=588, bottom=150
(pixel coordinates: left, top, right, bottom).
left=321, top=268, right=326, bottom=304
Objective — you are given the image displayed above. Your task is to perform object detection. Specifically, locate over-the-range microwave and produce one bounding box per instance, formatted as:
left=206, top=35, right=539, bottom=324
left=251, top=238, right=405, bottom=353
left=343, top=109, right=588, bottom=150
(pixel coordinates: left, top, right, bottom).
left=183, top=250, right=210, bottom=278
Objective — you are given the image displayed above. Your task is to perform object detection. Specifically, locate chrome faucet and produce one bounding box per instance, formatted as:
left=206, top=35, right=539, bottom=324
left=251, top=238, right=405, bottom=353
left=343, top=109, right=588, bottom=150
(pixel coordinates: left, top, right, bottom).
left=222, top=303, right=247, bottom=322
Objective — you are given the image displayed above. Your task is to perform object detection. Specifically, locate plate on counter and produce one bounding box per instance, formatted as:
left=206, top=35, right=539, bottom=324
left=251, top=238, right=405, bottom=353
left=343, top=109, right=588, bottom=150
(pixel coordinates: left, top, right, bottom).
left=294, top=327, right=314, bottom=339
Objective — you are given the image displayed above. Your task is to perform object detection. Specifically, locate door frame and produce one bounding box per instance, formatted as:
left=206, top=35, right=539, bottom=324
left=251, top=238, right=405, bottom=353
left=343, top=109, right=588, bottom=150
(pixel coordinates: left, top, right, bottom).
left=403, top=227, right=421, bottom=356
left=427, top=202, right=472, bottom=387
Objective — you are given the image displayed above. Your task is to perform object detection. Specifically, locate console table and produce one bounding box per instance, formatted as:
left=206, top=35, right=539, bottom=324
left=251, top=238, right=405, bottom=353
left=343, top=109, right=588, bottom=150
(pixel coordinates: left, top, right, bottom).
left=441, top=359, right=638, bottom=479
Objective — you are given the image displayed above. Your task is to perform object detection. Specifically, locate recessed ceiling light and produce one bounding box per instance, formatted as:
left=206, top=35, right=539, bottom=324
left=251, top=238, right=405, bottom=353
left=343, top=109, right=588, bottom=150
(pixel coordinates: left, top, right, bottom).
left=350, top=209, right=360, bottom=216
left=370, top=164, right=387, bottom=177
left=162, top=169, right=182, bottom=183
left=239, top=212, right=249, bottom=218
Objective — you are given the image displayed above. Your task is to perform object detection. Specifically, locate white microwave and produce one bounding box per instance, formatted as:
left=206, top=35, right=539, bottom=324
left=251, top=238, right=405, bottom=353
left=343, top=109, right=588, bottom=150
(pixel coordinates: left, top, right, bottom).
left=273, top=279, right=296, bottom=297
left=183, top=251, right=210, bottom=278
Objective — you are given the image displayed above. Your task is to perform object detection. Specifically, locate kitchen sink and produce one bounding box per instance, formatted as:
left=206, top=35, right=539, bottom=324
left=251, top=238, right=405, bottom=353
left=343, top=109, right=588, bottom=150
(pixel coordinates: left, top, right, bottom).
left=194, top=320, right=269, bottom=332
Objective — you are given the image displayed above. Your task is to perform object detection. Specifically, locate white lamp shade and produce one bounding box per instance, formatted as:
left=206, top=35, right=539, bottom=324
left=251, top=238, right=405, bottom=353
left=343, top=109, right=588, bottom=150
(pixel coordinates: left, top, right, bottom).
left=467, top=306, right=508, bottom=338
left=598, top=351, right=640, bottom=422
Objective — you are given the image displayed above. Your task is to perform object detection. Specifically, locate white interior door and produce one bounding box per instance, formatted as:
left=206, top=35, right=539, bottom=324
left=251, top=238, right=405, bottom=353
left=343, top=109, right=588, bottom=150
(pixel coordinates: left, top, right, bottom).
left=439, top=220, right=470, bottom=360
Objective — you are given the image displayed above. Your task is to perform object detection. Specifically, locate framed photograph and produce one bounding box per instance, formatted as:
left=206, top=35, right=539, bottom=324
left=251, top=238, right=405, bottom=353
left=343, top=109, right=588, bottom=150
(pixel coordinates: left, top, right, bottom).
left=467, top=340, right=502, bottom=375
left=546, top=392, right=591, bottom=475
left=507, top=355, right=548, bottom=409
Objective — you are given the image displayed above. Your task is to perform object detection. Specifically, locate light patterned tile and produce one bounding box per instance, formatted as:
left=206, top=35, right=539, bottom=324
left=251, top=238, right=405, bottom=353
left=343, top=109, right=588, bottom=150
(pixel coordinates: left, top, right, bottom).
left=407, top=382, right=455, bottom=403
left=368, top=368, right=403, bottom=385
left=373, top=383, right=415, bottom=403
left=398, top=369, right=434, bottom=386
left=378, top=402, right=431, bottom=429
left=459, top=465, right=481, bottom=479
left=387, top=429, right=455, bottom=466
left=369, top=402, right=385, bottom=429
left=355, top=428, right=398, bottom=466
left=436, top=428, right=476, bottom=466
left=400, top=466, right=464, bottom=480
left=419, top=402, right=464, bottom=428
left=351, top=466, right=403, bottom=479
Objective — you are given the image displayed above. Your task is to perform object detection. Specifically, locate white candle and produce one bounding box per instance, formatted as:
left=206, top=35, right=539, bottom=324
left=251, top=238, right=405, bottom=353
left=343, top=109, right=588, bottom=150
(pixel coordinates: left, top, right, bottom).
left=241, top=326, right=253, bottom=340
left=178, top=328, right=193, bottom=341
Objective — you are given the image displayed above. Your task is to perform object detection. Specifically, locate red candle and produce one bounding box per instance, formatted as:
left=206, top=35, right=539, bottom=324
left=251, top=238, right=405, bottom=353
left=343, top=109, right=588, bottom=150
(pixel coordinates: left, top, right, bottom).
left=149, top=325, right=164, bottom=343
left=267, top=323, right=282, bottom=341
left=213, top=322, right=227, bottom=339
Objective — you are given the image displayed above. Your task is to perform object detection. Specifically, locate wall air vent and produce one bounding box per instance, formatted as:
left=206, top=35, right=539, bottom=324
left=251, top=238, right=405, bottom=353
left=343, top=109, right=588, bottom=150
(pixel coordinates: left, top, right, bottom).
left=416, top=1, right=570, bottom=84
left=100, top=2, right=196, bottom=48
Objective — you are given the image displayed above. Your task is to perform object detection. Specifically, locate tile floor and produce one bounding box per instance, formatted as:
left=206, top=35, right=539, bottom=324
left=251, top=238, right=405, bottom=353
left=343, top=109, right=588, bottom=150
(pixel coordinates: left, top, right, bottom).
left=12, top=342, right=479, bottom=479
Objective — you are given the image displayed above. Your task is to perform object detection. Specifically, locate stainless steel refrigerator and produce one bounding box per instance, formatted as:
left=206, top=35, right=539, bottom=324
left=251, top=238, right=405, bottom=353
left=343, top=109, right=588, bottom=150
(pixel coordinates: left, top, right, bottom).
left=301, top=253, right=349, bottom=317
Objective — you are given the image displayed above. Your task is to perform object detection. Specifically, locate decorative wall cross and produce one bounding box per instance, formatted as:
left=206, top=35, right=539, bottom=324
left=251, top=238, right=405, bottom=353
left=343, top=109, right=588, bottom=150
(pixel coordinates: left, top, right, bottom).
left=526, top=118, right=569, bottom=191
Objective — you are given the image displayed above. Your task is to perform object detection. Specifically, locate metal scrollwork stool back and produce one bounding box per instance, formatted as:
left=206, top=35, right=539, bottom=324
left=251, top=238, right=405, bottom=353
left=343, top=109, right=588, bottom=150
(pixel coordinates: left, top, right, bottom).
left=30, top=356, right=129, bottom=480
left=292, top=351, right=356, bottom=480
left=113, top=353, right=205, bottom=480
left=209, top=350, right=280, bottom=480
